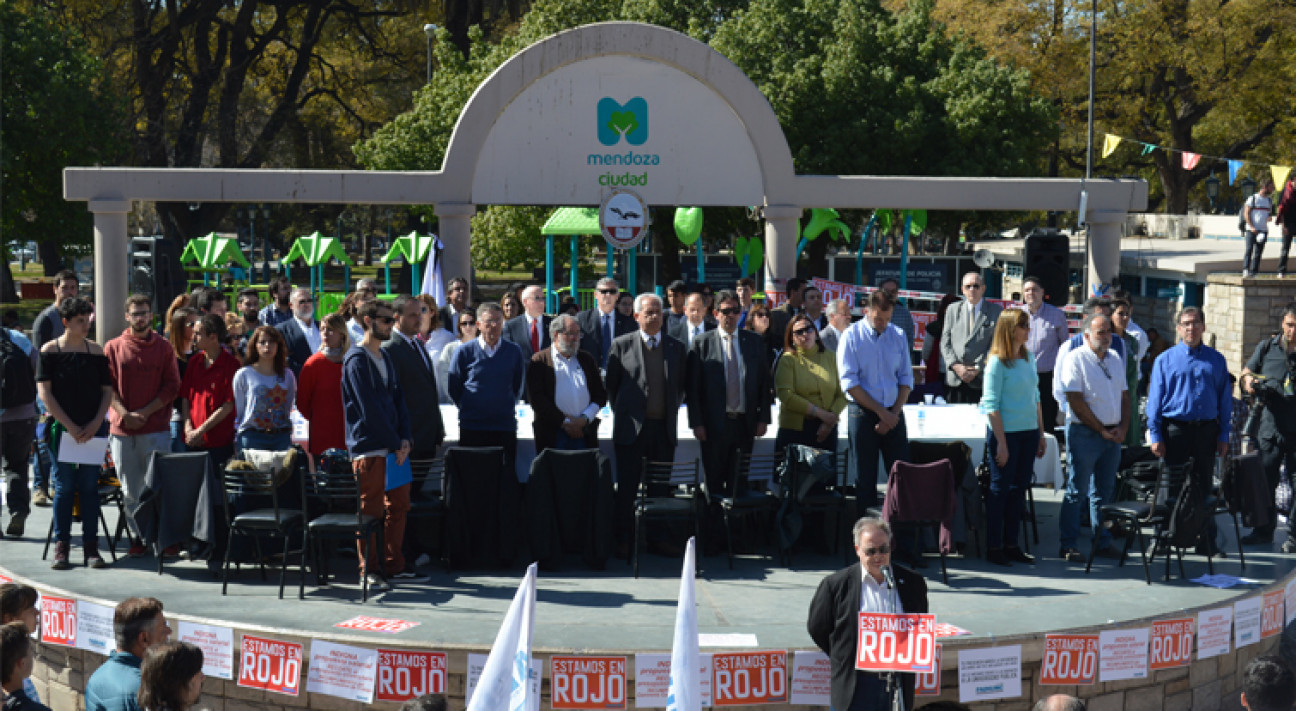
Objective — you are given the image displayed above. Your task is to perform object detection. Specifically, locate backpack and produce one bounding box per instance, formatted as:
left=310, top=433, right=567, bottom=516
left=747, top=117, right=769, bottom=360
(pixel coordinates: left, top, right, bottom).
left=0, top=329, right=37, bottom=409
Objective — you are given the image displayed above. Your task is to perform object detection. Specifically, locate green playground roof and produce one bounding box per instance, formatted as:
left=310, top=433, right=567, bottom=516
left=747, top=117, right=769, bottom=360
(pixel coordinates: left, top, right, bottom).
left=541, top=207, right=600, bottom=235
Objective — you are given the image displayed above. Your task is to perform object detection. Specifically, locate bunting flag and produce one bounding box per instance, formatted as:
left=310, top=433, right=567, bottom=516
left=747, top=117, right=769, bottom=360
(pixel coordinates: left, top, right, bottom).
left=1229, top=160, right=1243, bottom=186
left=1102, top=134, right=1121, bottom=158
left=1273, top=166, right=1293, bottom=191
left=468, top=563, right=537, bottom=711
left=420, top=234, right=445, bottom=305
left=1182, top=153, right=1201, bottom=170
left=666, top=538, right=701, bottom=711
left=1141, top=143, right=1157, bottom=156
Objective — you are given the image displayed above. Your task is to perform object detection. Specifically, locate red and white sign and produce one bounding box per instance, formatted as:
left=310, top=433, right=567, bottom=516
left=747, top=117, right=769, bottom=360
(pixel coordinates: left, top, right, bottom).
left=1040, top=634, right=1098, bottom=685
left=789, top=651, right=832, bottom=706
left=334, top=616, right=421, bottom=634
left=1149, top=619, right=1194, bottom=670
left=1262, top=591, right=1285, bottom=639
left=376, top=650, right=447, bottom=703
left=912, top=311, right=936, bottom=351
left=237, top=634, right=303, bottom=696
left=933, top=622, right=971, bottom=638
left=550, top=655, right=626, bottom=709
left=1198, top=607, right=1233, bottom=659
left=915, top=645, right=942, bottom=696
left=1098, top=628, right=1149, bottom=682
left=712, top=650, right=787, bottom=706
left=39, top=596, right=77, bottom=647
left=855, top=613, right=937, bottom=673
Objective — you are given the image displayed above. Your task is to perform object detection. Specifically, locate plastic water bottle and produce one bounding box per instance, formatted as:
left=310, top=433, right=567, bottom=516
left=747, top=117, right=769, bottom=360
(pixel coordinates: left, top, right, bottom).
left=916, top=407, right=927, bottom=436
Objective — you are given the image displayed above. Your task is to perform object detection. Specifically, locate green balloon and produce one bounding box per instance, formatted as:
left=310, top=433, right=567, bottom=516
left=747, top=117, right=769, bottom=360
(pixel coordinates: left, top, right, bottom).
left=674, top=207, right=703, bottom=245
left=905, top=209, right=928, bottom=236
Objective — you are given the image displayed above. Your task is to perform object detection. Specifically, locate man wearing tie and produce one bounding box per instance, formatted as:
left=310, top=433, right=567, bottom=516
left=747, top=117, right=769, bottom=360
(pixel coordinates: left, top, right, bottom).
left=940, top=271, right=1003, bottom=404
left=275, top=287, right=321, bottom=379
left=503, top=285, right=553, bottom=401
left=687, top=290, right=772, bottom=546
left=606, top=294, right=687, bottom=557
left=668, top=292, right=716, bottom=347
left=578, top=277, right=637, bottom=369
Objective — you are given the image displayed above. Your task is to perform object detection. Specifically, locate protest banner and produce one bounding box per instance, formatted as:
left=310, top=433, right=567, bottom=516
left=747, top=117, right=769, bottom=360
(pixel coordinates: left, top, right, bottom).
left=934, top=622, right=971, bottom=638
left=855, top=612, right=937, bottom=673
left=178, top=621, right=235, bottom=680
left=550, top=656, right=626, bottom=709
left=39, top=595, right=76, bottom=647
left=789, top=651, right=831, bottom=706
left=957, top=645, right=1022, bottom=703
left=1039, top=635, right=1098, bottom=685
left=1262, top=591, right=1285, bottom=639
left=466, top=653, right=540, bottom=711
left=633, top=653, right=713, bottom=708
left=916, top=646, right=942, bottom=697
left=711, top=650, right=788, bottom=706
left=1148, top=619, right=1194, bottom=671
left=1198, top=607, right=1233, bottom=659
left=75, top=600, right=115, bottom=655
left=1235, top=597, right=1264, bottom=648
left=376, top=649, right=447, bottom=702
left=334, top=615, right=421, bottom=634
left=237, top=634, right=303, bottom=696
left=1098, top=629, right=1149, bottom=682
left=305, top=639, right=379, bottom=703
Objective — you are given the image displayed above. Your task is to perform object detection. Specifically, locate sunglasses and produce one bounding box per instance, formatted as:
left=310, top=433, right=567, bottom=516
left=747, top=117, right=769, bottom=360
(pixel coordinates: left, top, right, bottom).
left=793, top=326, right=816, bottom=336
left=861, top=545, right=891, bottom=556
left=461, top=320, right=476, bottom=327
left=717, top=307, right=741, bottom=316
left=597, top=288, right=619, bottom=295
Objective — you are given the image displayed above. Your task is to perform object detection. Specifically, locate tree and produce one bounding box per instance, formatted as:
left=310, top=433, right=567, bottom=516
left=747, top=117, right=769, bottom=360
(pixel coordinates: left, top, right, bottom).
left=0, top=4, right=126, bottom=300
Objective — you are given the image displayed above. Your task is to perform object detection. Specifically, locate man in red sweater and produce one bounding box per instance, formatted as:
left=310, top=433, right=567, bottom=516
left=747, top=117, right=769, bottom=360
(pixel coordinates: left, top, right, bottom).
left=106, top=294, right=181, bottom=556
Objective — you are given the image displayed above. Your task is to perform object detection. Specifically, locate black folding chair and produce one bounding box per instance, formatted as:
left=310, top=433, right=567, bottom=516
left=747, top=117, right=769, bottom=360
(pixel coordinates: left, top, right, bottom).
left=219, top=462, right=304, bottom=599
left=633, top=459, right=705, bottom=578
left=42, top=481, right=124, bottom=565
left=779, top=445, right=848, bottom=567
left=300, top=451, right=384, bottom=602
left=1086, top=460, right=1192, bottom=584
left=406, top=454, right=446, bottom=570
left=715, top=452, right=780, bottom=569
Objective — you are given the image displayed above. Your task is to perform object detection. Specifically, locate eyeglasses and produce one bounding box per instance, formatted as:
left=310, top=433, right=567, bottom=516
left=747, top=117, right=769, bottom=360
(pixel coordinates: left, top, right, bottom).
left=861, top=545, right=891, bottom=556
left=963, top=283, right=984, bottom=290
left=793, top=326, right=815, bottom=336
left=597, top=288, right=619, bottom=295
left=717, top=307, right=741, bottom=316
left=461, top=320, right=476, bottom=327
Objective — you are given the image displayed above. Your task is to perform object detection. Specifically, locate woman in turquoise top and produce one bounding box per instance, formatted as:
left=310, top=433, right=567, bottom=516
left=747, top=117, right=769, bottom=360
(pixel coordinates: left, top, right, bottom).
left=980, top=308, right=1046, bottom=567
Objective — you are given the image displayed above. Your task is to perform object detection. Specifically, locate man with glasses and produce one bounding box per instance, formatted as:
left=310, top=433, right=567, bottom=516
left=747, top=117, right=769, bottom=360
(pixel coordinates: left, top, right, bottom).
left=1146, top=306, right=1232, bottom=556
left=1022, top=276, right=1069, bottom=432
left=820, top=298, right=852, bottom=352
left=503, top=285, right=553, bottom=362
left=940, top=272, right=1003, bottom=404
left=104, top=294, right=182, bottom=555
left=439, top=277, right=471, bottom=334
left=259, top=276, right=294, bottom=327
left=578, top=277, right=637, bottom=370
left=449, top=303, right=526, bottom=473
left=526, top=314, right=607, bottom=452
left=275, top=287, right=320, bottom=378
left=1057, top=313, right=1128, bottom=562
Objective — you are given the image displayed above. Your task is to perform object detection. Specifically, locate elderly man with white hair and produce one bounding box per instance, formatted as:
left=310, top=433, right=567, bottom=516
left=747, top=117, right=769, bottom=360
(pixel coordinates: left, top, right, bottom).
left=526, top=313, right=607, bottom=452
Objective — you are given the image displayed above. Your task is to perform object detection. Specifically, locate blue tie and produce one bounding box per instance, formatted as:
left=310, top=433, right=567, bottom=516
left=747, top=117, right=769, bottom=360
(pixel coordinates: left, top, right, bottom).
left=601, top=314, right=613, bottom=367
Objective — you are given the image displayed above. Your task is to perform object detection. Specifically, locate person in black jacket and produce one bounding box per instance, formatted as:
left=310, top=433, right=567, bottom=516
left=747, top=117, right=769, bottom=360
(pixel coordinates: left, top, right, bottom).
left=341, top=300, right=421, bottom=591
left=808, top=517, right=929, bottom=711
left=2, top=622, right=51, bottom=711
left=577, top=277, right=637, bottom=369
left=274, top=288, right=320, bottom=379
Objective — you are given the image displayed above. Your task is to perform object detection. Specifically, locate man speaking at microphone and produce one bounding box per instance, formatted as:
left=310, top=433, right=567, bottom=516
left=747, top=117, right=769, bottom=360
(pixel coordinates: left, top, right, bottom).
left=807, top=517, right=929, bottom=711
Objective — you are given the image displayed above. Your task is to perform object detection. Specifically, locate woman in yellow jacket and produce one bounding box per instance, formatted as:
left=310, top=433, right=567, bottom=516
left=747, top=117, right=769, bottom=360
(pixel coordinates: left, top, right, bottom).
left=774, top=313, right=848, bottom=454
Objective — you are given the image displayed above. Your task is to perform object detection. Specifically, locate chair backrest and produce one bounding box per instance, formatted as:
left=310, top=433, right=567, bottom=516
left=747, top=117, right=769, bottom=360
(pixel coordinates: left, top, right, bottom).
left=409, top=454, right=445, bottom=498
left=735, top=451, right=783, bottom=494
left=1165, top=461, right=1211, bottom=549
left=642, top=459, right=702, bottom=497
left=300, top=454, right=362, bottom=521
left=444, top=446, right=507, bottom=483
left=1153, top=459, right=1194, bottom=509
left=886, top=459, right=956, bottom=521
left=221, top=463, right=287, bottom=522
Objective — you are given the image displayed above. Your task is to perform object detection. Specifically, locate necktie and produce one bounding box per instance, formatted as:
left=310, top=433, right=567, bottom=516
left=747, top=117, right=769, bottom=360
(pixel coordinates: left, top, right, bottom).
left=602, top=314, right=613, bottom=367
left=530, top=318, right=540, bottom=354
left=649, top=336, right=658, bottom=350
left=415, top=337, right=433, bottom=375
left=725, top=334, right=741, bottom=411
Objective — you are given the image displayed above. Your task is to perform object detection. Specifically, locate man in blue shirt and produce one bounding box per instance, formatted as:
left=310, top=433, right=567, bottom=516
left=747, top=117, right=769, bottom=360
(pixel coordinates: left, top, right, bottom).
left=838, top=290, right=913, bottom=511
left=449, top=303, right=526, bottom=475
left=1146, top=306, right=1232, bottom=556
left=85, top=597, right=170, bottom=711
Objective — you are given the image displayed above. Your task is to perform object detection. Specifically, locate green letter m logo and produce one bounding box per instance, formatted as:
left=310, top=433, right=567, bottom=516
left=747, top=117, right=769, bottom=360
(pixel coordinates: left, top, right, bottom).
left=597, top=97, right=648, bottom=146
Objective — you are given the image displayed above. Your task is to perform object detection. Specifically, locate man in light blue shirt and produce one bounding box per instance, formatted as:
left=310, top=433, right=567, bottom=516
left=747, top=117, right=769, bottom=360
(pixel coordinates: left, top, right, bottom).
left=838, top=290, right=913, bottom=511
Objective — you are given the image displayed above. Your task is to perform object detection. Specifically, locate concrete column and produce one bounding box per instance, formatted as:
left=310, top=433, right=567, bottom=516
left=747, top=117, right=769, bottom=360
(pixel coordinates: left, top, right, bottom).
left=762, top=205, right=802, bottom=301
left=90, top=200, right=131, bottom=343
left=435, top=203, right=476, bottom=294
left=1085, top=209, right=1126, bottom=298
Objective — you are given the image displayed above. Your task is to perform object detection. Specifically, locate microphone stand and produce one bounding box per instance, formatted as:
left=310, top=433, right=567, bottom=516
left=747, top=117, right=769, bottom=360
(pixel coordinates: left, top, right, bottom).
left=882, top=565, right=907, bottom=711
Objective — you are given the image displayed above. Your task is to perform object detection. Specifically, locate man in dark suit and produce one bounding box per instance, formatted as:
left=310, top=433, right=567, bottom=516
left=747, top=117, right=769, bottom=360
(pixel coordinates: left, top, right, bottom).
left=686, top=290, right=771, bottom=529
left=383, top=295, right=446, bottom=459
left=606, top=293, right=687, bottom=555
left=940, top=271, right=1004, bottom=404
left=808, top=517, right=929, bottom=711
left=438, top=276, right=470, bottom=334
left=526, top=314, right=607, bottom=452
left=668, top=292, right=716, bottom=348
left=767, top=277, right=806, bottom=352
left=274, top=287, right=320, bottom=378
left=577, top=277, right=637, bottom=369
left=503, top=285, right=552, bottom=360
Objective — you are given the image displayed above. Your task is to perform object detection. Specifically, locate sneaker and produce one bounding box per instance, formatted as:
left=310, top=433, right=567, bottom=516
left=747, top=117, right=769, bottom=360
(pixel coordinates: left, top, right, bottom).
left=390, top=568, right=430, bottom=583
left=364, top=573, right=390, bottom=591
left=52, top=542, right=72, bottom=571
left=87, top=556, right=107, bottom=569
left=127, top=544, right=148, bottom=558
left=1282, top=539, right=1296, bottom=554
left=6, top=513, right=26, bottom=537
left=1243, top=269, right=1254, bottom=278
left=413, top=553, right=432, bottom=568
left=1059, top=548, right=1085, bottom=563
left=1004, top=546, right=1035, bottom=565
left=32, top=490, right=51, bottom=507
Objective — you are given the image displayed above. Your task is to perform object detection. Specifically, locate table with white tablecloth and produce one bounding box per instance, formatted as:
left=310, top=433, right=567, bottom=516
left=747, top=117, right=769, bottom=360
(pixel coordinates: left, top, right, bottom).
left=904, top=404, right=1064, bottom=489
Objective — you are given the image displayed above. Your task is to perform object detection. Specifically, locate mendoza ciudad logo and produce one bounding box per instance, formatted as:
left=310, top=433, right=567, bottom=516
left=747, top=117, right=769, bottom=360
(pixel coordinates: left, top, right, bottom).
left=590, top=97, right=660, bottom=187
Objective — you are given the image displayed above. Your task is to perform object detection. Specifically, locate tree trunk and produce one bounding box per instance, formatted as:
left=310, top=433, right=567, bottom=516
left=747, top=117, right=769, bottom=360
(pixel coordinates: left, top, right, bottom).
left=37, top=241, right=64, bottom=276
left=0, top=255, right=18, bottom=304
left=804, top=238, right=828, bottom=280
left=655, top=213, right=682, bottom=286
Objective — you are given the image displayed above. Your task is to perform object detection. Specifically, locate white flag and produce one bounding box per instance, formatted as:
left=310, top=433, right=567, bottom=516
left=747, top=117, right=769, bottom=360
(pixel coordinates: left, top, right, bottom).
left=420, top=234, right=445, bottom=306
left=666, top=537, right=701, bottom=711
left=468, top=562, right=538, bottom=711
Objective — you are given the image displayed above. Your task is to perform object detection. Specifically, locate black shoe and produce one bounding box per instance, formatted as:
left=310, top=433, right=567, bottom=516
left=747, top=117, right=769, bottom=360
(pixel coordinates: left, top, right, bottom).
left=986, top=548, right=1012, bottom=567
left=6, top=512, right=27, bottom=537
left=1242, top=530, right=1274, bottom=545
left=1195, top=542, right=1227, bottom=558
left=390, top=568, right=430, bottom=583
left=1059, top=548, right=1085, bottom=563
left=1004, top=546, right=1034, bottom=565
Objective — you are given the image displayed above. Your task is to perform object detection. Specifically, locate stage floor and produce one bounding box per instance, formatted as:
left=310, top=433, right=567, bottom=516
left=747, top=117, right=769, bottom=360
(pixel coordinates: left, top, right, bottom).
left=3, top=488, right=1293, bottom=652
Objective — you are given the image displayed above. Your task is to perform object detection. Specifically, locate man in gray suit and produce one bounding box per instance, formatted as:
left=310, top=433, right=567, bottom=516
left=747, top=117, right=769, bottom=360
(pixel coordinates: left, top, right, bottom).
left=940, top=271, right=1003, bottom=404
left=502, top=285, right=552, bottom=360
left=605, top=293, right=687, bottom=557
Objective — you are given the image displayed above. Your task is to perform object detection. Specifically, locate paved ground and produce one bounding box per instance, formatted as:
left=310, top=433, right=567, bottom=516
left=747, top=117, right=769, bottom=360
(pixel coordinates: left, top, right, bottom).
left=2, top=488, right=1292, bottom=652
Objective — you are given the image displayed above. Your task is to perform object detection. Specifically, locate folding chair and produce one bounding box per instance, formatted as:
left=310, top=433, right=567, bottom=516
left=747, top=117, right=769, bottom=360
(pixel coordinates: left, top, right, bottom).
left=715, top=452, right=779, bottom=569
left=301, top=449, right=383, bottom=602
left=406, top=454, right=446, bottom=570
left=779, top=445, right=848, bottom=567
left=219, top=461, right=304, bottom=599
left=1086, top=460, right=1191, bottom=584
left=882, top=459, right=957, bottom=585
left=42, top=481, right=124, bottom=565
left=633, top=459, right=705, bottom=578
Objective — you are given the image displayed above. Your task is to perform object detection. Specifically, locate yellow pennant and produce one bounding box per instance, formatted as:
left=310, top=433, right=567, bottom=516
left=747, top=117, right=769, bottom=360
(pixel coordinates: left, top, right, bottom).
left=1101, top=134, right=1122, bottom=159
left=1273, top=165, right=1292, bottom=191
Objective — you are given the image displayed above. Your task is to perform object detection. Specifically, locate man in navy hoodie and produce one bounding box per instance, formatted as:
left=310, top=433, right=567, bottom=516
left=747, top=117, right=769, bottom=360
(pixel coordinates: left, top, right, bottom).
left=341, top=300, right=422, bottom=591
left=448, top=302, right=526, bottom=475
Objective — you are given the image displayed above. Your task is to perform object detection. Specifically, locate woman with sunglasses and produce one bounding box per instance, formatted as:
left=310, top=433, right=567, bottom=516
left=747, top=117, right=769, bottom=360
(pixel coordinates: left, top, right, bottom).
left=774, top=314, right=846, bottom=453
left=743, top=304, right=782, bottom=365
left=436, top=311, right=479, bottom=404
left=980, top=308, right=1047, bottom=567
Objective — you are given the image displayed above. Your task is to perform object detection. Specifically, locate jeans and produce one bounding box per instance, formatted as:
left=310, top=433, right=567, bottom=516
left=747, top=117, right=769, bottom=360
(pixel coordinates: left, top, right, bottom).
left=847, top=403, right=909, bottom=511
left=1059, top=423, right=1122, bottom=550
left=109, top=431, right=173, bottom=539
left=236, top=429, right=293, bottom=454
left=1, top=418, right=36, bottom=516
left=985, top=427, right=1040, bottom=550
left=53, top=462, right=101, bottom=549
left=1244, top=230, right=1269, bottom=273
left=552, top=430, right=588, bottom=451
left=775, top=419, right=838, bottom=460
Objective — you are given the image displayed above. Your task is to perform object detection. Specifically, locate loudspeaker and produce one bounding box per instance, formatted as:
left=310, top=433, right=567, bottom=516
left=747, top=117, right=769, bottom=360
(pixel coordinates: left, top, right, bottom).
left=1024, top=229, right=1070, bottom=307
left=130, top=236, right=185, bottom=315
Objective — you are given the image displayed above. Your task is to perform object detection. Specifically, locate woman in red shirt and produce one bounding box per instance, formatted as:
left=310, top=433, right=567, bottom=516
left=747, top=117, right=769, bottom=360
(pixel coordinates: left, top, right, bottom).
left=296, top=313, right=350, bottom=458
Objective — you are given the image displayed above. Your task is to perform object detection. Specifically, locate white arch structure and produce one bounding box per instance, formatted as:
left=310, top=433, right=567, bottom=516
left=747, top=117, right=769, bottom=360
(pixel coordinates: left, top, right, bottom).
left=65, top=22, right=1146, bottom=341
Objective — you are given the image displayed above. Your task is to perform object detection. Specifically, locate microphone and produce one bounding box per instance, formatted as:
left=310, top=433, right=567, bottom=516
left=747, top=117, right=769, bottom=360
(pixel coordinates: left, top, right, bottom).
left=881, top=565, right=896, bottom=590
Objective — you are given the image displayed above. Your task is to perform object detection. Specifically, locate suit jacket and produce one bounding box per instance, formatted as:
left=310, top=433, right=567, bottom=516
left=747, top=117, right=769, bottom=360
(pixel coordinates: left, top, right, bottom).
left=821, top=324, right=843, bottom=352
left=807, top=562, right=929, bottom=711
left=668, top=317, right=716, bottom=348
left=439, top=304, right=463, bottom=334
left=577, top=307, right=638, bottom=365
left=767, top=303, right=799, bottom=353
left=939, top=299, right=1004, bottom=389
left=503, top=314, right=553, bottom=361
left=685, top=328, right=772, bottom=437
left=276, top=318, right=316, bottom=379
left=382, top=333, right=446, bottom=456
left=605, top=331, right=687, bottom=447
left=526, top=348, right=607, bottom=453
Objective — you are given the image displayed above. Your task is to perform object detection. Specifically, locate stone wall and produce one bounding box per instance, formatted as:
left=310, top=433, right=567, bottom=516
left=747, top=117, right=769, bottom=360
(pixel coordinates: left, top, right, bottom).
left=1204, top=275, right=1296, bottom=376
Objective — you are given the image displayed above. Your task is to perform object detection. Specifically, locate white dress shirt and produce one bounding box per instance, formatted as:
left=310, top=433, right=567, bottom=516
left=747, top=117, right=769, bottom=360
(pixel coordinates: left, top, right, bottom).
left=551, top=347, right=600, bottom=420
left=295, top=316, right=321, bottom=353
left=347, top=318, right=365, bottom=347
left=860, top=568, right=904, bottom=613
left=476, top=336, right=501, bottom=357
left=640, top=330, right=660, bottom=350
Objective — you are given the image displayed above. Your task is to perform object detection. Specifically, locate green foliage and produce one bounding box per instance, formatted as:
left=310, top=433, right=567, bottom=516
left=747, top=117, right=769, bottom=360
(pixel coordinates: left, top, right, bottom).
left=470, top=205, right=598, bottom=271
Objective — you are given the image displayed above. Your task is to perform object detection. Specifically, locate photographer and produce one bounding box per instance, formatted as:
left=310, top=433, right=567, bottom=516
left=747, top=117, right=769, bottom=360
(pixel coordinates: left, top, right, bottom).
left=1240, top=303, right=1296, bottom=550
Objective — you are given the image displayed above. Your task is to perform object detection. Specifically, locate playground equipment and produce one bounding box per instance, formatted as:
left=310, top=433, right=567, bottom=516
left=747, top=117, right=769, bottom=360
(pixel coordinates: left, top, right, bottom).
left=180, top=232, right=253, bottom=288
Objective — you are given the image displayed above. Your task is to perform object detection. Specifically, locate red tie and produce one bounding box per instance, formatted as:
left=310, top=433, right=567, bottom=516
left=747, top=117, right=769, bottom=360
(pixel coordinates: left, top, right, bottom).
left=531, top=319, right=540, bottom=353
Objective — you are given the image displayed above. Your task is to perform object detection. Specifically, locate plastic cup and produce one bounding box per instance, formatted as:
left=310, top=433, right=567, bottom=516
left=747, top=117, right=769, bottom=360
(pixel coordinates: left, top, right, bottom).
left=924, top=393, right=935, bottom=405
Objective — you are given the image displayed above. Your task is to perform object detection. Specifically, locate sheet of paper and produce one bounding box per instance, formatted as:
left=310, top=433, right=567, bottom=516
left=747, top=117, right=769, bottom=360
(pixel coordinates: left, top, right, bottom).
left=698, top=633, right=758, bottom=648
left=57, top=432, right=109, bottom=466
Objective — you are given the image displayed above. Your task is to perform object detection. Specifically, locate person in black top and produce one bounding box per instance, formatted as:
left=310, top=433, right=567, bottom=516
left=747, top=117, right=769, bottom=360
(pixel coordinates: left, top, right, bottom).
left=2, top=622, right=52, bottom=711
left=35, top=297, right=114, bottom=571
left=1240, top=302, right=1296, bottom=548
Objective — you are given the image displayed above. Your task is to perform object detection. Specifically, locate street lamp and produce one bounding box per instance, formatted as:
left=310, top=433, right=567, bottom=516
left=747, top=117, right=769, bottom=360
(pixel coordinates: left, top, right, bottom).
left=1205, top=173, right=1220, bottom=213
left=1241, top=176, right=1257, bottom=199
left=423, top=24, right=438, bottom=85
